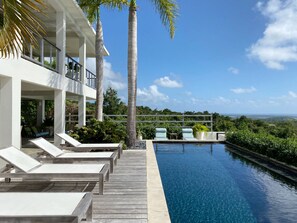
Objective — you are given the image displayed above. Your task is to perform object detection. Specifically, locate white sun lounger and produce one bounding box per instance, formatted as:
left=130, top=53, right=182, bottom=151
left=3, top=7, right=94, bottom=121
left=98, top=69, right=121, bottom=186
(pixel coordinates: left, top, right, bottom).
left=154, top=128, right=168, bottom=140
left=0, top=146, right=109, bottom=195
left=0, top=192, right=92, bottom=222
left=182, top=128, right=198, bottom=141
left=30, top=138, right=117, bottom=173
left=56, top=133, right=123, bottom=158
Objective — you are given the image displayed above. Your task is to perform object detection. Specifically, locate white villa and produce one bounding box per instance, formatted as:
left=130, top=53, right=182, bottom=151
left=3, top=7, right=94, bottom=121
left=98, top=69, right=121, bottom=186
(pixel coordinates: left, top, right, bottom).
left=0, top=0, right=108, bottom=148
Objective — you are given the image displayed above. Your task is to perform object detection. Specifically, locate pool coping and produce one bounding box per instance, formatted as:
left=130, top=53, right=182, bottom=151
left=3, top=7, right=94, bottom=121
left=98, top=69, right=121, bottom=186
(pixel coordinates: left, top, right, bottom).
left=226, top=141, right=297, bottom=183
left=146, top=140, right=171, bottom=223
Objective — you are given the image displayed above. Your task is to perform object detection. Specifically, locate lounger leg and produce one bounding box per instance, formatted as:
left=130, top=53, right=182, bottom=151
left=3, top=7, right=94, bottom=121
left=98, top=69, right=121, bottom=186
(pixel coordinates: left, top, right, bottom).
left=106, top=168, right=110, bottom=182
left=86, top=201, right=93, bottom=221
left=110, top=159, right=113, bottom=173
left=117, top=149, right=121, bottom=159
left=99, top=174, right=104, bottom=195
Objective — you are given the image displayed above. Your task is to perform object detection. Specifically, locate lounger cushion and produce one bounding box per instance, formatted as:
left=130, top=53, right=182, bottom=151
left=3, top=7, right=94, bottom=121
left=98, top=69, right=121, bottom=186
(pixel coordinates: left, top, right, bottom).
left=0, top=147, right=40, bottom=172
left=56, top=133, right=81, bottom=147
left=182, top=128, right=193, bottom=133
left=156, top=128, right=166, bottom=133
left=0, top=193, right=86, bottom=216
left=59, top=152, right=113, bottom=158
left=31, top=138, right=64, bottom=157
left=30, top=163, right=104, bottom=174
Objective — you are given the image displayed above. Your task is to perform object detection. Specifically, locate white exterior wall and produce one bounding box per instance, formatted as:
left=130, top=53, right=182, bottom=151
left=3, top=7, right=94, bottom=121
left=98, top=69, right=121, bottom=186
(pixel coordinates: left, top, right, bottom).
left=0, top=77, right=21, bottom=148
left=0, top=58, right=96, bottom=98
left=0, top=0, right=102, bottom=153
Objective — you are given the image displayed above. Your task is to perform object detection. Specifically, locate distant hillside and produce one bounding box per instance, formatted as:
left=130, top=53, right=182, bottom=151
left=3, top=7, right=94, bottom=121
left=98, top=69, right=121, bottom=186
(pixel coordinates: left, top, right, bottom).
left=225, top=114, right=297, bottom=121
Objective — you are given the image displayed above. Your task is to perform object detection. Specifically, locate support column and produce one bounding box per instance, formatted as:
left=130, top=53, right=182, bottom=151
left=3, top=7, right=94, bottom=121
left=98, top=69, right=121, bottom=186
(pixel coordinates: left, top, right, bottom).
left=36, top=99, right=45, bottom=127
left=79, top=36, right=87, bottom=85
left=54, top=90, right=66, bottom=145
left=78, top=96, right=86, bottom=127
left=0, top=77, right=21, bottom=148
left=56, top=11, right=66, bottom=75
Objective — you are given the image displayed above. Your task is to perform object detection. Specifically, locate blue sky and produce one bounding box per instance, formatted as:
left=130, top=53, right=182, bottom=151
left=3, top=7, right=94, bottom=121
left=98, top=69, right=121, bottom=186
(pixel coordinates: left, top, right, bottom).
left=87, top=0, right=297, bottom=114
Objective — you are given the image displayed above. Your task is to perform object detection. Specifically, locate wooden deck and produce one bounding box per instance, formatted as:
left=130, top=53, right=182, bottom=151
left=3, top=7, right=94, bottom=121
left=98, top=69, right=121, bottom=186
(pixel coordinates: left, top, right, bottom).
left=0, top=150, right=148, bottom=222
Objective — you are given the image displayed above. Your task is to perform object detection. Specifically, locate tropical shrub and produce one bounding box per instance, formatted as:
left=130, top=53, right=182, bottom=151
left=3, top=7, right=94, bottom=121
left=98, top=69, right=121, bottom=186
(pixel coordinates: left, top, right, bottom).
left=227, top=130, right=297, bottom=167
left=192, top=123, right=209, bottom=136
left=70, top=119, right=127, bottom=147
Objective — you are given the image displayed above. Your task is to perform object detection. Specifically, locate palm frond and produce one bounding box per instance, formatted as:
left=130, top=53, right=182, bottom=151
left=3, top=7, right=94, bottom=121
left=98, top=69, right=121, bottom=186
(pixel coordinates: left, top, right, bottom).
left=79, top=0, right=128, bottom=23
left=101, top=0, right=129, bottom=10
left=149, top=0, right=178, bottom=38
left=0, top=0, right=46, bottom=58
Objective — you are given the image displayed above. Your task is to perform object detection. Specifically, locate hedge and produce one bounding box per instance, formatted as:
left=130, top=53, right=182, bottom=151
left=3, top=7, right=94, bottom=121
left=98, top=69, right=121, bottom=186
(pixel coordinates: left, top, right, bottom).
left=226, top=130, right=297, bottom=167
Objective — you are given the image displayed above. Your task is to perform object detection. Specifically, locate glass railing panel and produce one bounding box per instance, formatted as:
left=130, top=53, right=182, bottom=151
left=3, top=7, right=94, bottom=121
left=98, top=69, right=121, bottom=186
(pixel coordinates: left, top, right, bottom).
left=43, top=39, right=58, bottom=71
left=86, top=69, right=96, bottom=89
left=65, top=55, right=82, bottom=82
left=21, top=37, right=60, bottom=73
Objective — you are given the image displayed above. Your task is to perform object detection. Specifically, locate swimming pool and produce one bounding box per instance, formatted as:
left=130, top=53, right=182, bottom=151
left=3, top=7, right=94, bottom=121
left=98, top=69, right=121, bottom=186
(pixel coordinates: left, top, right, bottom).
left=155, top=143, right=297, bottom=223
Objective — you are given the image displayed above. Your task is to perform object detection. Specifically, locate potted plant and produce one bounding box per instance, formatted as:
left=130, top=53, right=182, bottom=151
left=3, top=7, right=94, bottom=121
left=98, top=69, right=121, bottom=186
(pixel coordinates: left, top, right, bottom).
left=192, top=123, right=209, bottom=140
left=137, top=130, right=143, bottom=140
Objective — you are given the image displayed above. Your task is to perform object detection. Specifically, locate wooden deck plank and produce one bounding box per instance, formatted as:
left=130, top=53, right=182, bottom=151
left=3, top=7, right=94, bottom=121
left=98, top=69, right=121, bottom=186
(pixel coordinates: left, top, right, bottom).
left=0, top=150, right=148, bottom=222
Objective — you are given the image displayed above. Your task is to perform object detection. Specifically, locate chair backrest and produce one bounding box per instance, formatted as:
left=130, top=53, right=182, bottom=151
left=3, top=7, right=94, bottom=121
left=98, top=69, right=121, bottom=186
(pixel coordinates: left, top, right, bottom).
left=156, top=128, right=167, bottom=133
left=155, top=128, right=167, bottom=139
left=56, top=133, right=81, bottom=147
left=182, top=128, right=195, bottom=139
left=0, top=147, right=41, bottom=172
left=30, top=138, right=63, bottom=157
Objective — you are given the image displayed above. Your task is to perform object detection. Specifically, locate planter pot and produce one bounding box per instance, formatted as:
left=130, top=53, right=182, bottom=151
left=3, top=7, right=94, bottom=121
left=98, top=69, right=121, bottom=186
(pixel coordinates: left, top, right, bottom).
left=196, top=132, right=207, bottom=140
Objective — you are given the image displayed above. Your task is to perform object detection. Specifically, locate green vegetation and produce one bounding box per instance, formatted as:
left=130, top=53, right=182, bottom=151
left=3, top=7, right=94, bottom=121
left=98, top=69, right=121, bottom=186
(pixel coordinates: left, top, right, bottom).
left=192, top=124, right=209, bottom=136
left=227, top=131, right=297, bottom=167
left=70, top=118, right=126, bottom=147
left=21, top=88, right=297, bottom=164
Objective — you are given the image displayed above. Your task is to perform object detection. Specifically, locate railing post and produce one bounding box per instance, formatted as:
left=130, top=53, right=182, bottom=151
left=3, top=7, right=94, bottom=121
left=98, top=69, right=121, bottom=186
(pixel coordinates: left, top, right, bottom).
left=40, top=38, right=44, bottom=65
left=211, top=114, right=213, bottom=132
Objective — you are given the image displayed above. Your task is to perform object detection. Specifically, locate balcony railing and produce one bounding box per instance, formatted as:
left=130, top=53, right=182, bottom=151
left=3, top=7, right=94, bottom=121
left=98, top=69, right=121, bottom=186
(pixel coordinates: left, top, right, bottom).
left=22, top=37, right=96, bottom=87
left=65, top=113, right=213, bottom=131
left=22, top=37, right=60, bottom=73
left=86, top=69, right=96, bottom=89
left=65, top=55, right=82, bottom=82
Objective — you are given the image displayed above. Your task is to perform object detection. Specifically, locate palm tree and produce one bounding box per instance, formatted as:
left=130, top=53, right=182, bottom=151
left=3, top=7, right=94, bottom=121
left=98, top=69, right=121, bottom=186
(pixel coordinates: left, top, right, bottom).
left=126, top=0, right=178, bottom=148
left=0, top=0, right=45, bottom=58
left=79, top=0, right=127, bottom=121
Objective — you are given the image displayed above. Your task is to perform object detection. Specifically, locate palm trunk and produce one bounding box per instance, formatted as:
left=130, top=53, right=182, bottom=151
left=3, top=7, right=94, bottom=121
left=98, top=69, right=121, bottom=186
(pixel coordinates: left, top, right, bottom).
left=127, top=2, right=137, bottom=148
left=95, top=9, right=104, bottom=121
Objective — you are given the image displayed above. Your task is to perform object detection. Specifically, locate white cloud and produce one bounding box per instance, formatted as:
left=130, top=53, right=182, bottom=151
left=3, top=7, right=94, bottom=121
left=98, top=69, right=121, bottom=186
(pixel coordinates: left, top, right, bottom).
left=248, top=0, right=297, bottom=69
left=288, top=91, right=297, bottom=98
left=154, top=76, right=183, bottom=88
left=270, top=91, right=297, bottom=105
left=228, top=67, right=240, bottom=74
left=137, top=85, right=169, bottom=102
left=230, top=86, right=257, bottom=94
left=86, top=59, right=126, bottom=90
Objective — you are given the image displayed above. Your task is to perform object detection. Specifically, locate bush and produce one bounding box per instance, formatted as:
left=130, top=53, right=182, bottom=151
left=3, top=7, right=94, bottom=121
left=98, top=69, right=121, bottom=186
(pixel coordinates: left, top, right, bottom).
left=71, top=119, right=127, bottom=147
left=227, top=130, right=297, bottom=167
left=192, top=123, right=209, bottom=136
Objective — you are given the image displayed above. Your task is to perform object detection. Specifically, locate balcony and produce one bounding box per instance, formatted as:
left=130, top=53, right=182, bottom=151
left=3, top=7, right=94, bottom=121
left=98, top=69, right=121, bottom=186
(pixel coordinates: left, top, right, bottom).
left=86, top=69, right=96, bottom=89
left=65, top=55, right=82, bottom=82
left=22, top=38, right=60, bottom=73
left=22, top=37, right=97, bottom=89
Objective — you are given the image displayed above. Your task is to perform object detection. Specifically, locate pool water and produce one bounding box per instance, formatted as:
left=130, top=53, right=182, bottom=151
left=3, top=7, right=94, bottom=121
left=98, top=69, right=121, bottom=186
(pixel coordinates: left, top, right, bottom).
left=155, top=143, right=297, bottom=223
